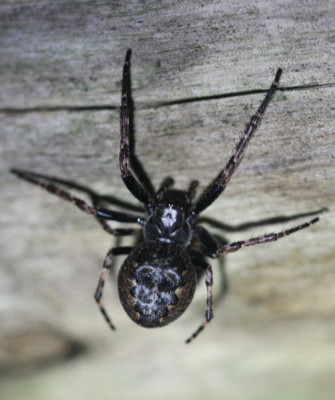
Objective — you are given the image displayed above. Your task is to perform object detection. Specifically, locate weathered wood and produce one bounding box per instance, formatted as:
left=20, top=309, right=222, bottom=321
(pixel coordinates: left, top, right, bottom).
left=1, top=1, right=335, bottom=399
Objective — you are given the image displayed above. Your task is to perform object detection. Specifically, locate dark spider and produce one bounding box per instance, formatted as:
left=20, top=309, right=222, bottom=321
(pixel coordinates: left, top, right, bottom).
left=11, top=50, right=320, bottom=343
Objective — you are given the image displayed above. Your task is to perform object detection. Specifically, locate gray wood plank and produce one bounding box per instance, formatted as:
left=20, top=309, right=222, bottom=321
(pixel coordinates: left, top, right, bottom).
left=1, top=1, right=335, bottom=399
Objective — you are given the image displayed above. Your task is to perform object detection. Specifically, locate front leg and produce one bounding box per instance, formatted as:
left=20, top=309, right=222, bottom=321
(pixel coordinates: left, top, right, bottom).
left=119, top=50, right=153, bottom=205
left=191, top=69, right=282, bottom=218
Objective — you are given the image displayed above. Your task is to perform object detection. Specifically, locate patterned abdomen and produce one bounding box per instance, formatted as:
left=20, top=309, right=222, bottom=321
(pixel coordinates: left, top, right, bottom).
left=118, top=242, right=196, bottom=327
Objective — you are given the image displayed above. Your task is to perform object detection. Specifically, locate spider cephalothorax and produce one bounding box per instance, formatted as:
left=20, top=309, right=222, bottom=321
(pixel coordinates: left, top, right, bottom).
left=11, top=50, right=320, bottom=343
left=144, top=203, right=192, bottom=245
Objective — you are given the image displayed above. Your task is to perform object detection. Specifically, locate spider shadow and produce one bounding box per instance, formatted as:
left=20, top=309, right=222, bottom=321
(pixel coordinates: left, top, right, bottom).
left=198, top=207, right=328, bottom=233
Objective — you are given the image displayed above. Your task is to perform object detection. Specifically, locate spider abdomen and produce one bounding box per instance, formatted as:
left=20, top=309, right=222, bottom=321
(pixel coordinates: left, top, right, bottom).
left=118, top=242, right=196, bottom=328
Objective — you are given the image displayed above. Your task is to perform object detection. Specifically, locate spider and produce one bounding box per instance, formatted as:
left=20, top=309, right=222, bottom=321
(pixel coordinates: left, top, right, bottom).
left=11, top=50, right=320, bottom=343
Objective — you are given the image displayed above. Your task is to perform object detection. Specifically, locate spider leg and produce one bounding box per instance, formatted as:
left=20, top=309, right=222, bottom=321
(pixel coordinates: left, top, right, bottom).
left=186, top=254, right=213, bottom=344
left=96, top=208, right=144, bottom=236
left=196, top=217, right=319, bottom=256
left=94, top=246, right=134, bottom=330
left=195, top=225, right=220, bottom=258
left=186, top=180, right=199, bottom=205
left=193, top=226, right=229, bottom=303
left=11, top=169, right=144, bottom=236
left=217, top=217, right=319, bottom=255
left=190, top=69, right=282, bottom=218
left=119, top=50, right=153, bottom=205
left=155, top=177, right=175, bottom=200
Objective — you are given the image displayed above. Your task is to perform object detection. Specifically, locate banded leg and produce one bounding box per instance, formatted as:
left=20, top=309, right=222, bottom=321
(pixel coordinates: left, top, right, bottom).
left=194, top=226, right=229, bottom=302
left=217, top=217, right=319, bottom=255
left=186, top=256, right=214, bottom=344
left=94, top=246, right=133, bottom=330
left=11, top=168, right=144, bottom=236
left=192, top=69, right=282, bottom=217
left=119, top=50, right=153, bottom=205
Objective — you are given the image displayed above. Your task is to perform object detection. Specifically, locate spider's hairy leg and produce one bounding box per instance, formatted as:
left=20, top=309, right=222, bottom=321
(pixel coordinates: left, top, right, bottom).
left=155, top=177, right=175, bottom=199
left=196, top=217, right=319, bottom=256
left=186, top=255, right=214, bottom=344
left=217, top=217, right=319, bottom=255
left=119, top=50, right=153, bottom=205
left=186, top=180, right=199, bottom=205
left=191, top=69, right=282, bottom=218
left=94, top=246, right=133, bottom=330
left=11, top=168, right=98, bottom=215
left=11, top=168, right=144, bottom=236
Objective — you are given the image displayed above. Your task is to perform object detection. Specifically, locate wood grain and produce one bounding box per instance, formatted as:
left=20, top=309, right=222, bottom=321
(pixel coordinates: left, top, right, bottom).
left=1, top=1, right=335, bottom=399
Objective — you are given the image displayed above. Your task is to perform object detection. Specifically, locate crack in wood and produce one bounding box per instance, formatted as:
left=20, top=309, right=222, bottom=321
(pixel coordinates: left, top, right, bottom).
left=1, top=82, right=334, bottom=115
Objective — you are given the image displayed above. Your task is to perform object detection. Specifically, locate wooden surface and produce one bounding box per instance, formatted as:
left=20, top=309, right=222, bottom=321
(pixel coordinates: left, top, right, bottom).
left=1, top=1, right=335, bottom=399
